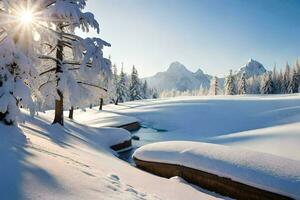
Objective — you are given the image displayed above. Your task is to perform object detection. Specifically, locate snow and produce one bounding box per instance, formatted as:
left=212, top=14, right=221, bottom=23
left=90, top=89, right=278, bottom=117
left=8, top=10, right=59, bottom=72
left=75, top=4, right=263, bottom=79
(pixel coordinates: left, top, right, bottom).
left=107, top=95, right=300, bottom=160
left=0, top=36, right=36, bottom=124
left=2, top=95, right=300, bottom=199
left=133, top=141, right=300, bottom=199
left=44, top=0, right=100, bottom=33
left=0, top=109, right=220, bottom=200
left=68, top=108, right=139, bottom=128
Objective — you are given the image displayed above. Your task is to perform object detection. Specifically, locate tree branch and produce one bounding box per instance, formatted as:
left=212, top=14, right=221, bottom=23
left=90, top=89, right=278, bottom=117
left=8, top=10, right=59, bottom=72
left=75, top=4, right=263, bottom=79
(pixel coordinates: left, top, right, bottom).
left=39, top=68, right=56, bottom=76
left=39, top=80, right=55, bottom=90
left=77, top=82, right=107, bottom=92
left=63, top=60, right=93, bottom=68
left=38, top=55, right=62, bottom=65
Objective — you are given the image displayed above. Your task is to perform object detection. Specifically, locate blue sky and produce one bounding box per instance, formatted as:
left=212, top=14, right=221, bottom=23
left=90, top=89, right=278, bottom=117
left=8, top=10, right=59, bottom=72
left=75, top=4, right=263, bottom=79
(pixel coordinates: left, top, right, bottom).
left=80, top=0, right=300, bottom=78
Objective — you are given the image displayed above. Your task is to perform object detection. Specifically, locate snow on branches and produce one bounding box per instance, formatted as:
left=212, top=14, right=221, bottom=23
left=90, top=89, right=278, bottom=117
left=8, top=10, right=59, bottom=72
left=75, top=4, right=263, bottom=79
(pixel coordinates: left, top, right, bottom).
left=43, top=0, right=99, bottom=33
left=36, top=0, right=111, bottom=125
left=0, top=37, right=36, bottom=124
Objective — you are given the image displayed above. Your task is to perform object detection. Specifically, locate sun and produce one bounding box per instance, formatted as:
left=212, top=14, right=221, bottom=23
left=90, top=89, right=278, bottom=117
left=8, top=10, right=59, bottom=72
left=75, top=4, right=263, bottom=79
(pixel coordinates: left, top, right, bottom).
left=19, top=10, right=35, bottom=25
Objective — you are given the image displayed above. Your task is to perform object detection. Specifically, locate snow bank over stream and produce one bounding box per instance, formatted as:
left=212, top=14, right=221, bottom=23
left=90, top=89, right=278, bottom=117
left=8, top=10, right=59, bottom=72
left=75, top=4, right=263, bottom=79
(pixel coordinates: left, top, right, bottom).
left=133, top=141, right=300, bottom=199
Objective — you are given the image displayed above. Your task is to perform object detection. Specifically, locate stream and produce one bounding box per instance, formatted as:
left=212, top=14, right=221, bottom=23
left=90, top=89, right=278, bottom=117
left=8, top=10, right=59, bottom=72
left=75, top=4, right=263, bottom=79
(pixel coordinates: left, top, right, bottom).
left=118, top=124, right=168, bottom=163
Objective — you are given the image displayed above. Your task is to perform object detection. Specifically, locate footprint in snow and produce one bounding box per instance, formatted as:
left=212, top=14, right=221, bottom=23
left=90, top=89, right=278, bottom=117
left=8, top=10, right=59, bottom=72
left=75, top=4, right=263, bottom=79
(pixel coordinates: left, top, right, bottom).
left=106, top=174, right=161, bottom=200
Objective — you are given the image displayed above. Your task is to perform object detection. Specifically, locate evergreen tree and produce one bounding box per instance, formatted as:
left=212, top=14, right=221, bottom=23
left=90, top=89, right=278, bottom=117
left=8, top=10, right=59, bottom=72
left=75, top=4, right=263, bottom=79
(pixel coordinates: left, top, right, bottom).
left=209, top=76, right=219, bottom=95
left=287, top=69, right=299, bottom=93
left=295, top=59, right=300, bottom=74
left=271, top=65, right=280, bottom=93
left=238, top=73, right=247, bottom=95
left=129, top=66, right=142, bottom=101
left=0, top=1, right=38, bottom=125
left=37, top=0, right=111, bottom=125
left=261, top=72, right=275, bottom=94
left=225, top=70, right=236, bottom=95
left=281, top=63, right=291, bottom=94
left=151, top=88, right=159, bottom=99
left=142, top=80, right=149, bottom=99
left=116, top=67, right=128, bottom=104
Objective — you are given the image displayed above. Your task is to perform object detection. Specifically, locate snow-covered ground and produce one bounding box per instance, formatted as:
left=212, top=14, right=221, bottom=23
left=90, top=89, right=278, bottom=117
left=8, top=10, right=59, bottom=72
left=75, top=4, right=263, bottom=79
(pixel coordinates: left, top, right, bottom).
left=133, top=141, right=300, bottom=199
left=0, top=109, right=221, bottom=199
left=1, top=95, right=300, bottom=199
left=106, top=95, right=300, bottom=161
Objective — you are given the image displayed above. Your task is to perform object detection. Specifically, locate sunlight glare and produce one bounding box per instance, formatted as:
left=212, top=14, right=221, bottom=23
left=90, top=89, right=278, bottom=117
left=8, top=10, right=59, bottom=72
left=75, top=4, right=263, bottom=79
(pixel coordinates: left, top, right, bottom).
left=19, top=10, right=34, bottom=25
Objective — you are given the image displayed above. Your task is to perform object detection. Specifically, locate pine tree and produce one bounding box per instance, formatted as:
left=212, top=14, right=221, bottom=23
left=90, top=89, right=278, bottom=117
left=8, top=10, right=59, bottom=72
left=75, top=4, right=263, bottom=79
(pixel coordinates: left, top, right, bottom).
left=151, top=88, right=159, bottom=99
left=287, top=69, right=299, bottom=93
left=209, top=76, right=219, bottom=95
left=0, top=1, right=38, bottom=125
left=116, top=67, right=128, bottom=104
left=295, top=59, right=300, bottom=74
left=142, top=80, right=149, bottom=99
left=238, top=73, right=247, bottom=95
left=281, top=63, right=291, bottom=94
left=129, top=66, right=142, bottom=101
left=261, top=72, right=275, bottom=94
left=271, top=65, right=280, bottom=93
left=225, top=70, right=236, bottom=95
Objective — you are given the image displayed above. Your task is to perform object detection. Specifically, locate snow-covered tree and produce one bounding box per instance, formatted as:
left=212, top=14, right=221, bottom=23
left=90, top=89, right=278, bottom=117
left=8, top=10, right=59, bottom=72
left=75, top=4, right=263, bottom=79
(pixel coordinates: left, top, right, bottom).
left=115, top=67, right=128, bottom=104
left=287, top=69, right=299, bottom=93
left=141, top=80, right=149, bottom=99
left=281, top=63, right=291, bottom=94
left=247, top=75, right=261, bottom=94
left=271, top=65, right=281, bottom=94
left=0, top=1, right=39, bottom=124
left=225, top=70, right=236, bottom=95
left=261, top=72, right=275, bottom=94
left=36, top=0, right=111, bottom=125
left=295, top=59, right=300, bottom=75
left=237, top=73, right=247, bottom=95
left=151, top=88, right=159, bottom=99
left=209, top=76, right=219, bottom=95
left=129, top=66, right=142, bottom=101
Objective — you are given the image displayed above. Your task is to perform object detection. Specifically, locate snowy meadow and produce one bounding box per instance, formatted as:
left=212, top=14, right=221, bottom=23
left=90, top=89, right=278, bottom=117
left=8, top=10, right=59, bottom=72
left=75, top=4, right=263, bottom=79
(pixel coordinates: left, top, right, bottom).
left=1, top=0, right=300, bottom=200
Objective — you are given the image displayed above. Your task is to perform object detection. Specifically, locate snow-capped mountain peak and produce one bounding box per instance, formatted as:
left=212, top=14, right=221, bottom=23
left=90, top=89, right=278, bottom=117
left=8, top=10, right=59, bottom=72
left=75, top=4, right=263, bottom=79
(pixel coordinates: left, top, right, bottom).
left=195, top=68, right=204, bottom=75
left=167, top=62, right=190, bottom=74
left=144, top=62, right=211, bottom=92
left=236, top=58, right=266, bottom=77
left=144, top=59, right=267, bottom=92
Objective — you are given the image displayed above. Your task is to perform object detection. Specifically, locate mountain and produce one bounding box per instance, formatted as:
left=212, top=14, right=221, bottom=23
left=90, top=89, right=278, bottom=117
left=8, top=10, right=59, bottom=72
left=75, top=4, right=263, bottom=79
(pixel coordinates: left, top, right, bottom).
left=144, top=59, right=267, bottom=92
left=235, top=58, right=266, bottom=78
left=144, top=62, right=212, bottom=92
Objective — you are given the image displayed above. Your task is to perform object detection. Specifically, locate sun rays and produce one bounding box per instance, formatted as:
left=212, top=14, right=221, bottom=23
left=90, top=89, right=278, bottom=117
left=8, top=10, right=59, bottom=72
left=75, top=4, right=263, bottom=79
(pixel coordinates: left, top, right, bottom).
left=19, top=9, right=35, bottom=25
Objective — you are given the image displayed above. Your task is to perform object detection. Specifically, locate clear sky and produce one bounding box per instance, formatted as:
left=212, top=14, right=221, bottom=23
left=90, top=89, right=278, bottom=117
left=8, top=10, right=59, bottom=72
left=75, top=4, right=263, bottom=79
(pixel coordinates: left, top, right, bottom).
left=79, top=0, right=300, bottom=78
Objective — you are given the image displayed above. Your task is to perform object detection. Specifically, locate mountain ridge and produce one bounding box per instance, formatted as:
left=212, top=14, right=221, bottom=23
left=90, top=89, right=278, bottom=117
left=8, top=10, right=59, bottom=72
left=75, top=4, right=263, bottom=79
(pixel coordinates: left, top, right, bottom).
left=144, top=59, right=267, bottom=91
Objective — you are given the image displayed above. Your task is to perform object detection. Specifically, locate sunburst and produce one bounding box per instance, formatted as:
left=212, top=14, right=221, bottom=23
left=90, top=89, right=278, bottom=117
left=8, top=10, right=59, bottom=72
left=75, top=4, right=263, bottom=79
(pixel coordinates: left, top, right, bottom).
left=19, top=9, right=35, bottom=25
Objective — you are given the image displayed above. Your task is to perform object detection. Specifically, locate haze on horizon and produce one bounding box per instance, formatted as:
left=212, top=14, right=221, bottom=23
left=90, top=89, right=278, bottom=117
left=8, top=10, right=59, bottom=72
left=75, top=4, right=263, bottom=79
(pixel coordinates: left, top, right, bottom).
left=79, top=0, right=300, bottom=78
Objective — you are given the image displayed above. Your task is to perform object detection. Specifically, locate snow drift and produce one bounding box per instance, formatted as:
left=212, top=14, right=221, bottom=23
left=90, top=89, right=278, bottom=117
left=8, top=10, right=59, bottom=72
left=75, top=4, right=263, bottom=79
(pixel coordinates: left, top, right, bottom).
left=133, top=141, right=300, bottom=199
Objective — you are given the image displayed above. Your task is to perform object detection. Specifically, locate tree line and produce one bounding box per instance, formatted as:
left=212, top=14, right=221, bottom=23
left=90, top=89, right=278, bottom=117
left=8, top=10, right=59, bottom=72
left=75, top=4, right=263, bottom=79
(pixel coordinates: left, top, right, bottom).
left=160, top=61, right=300, bottom=97
left=107, top=64, right=158, bottom=105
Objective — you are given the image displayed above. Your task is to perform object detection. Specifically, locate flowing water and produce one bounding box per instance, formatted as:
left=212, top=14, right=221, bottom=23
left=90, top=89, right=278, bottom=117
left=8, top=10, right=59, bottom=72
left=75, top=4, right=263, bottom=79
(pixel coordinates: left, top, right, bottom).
left=118, top=125, right=168, bottom=163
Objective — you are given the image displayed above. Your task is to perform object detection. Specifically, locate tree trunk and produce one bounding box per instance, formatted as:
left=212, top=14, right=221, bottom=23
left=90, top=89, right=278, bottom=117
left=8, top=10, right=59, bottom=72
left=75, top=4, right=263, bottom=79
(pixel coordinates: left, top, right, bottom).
left=53, top=25, right=64, bottom=125
left=69, top=106, right=74, bottom=119
left=99, top=98, right=103, bottom=110
left=53, top=90, right=64, bottom=125
left=115, top=97, right=119, bottom=105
